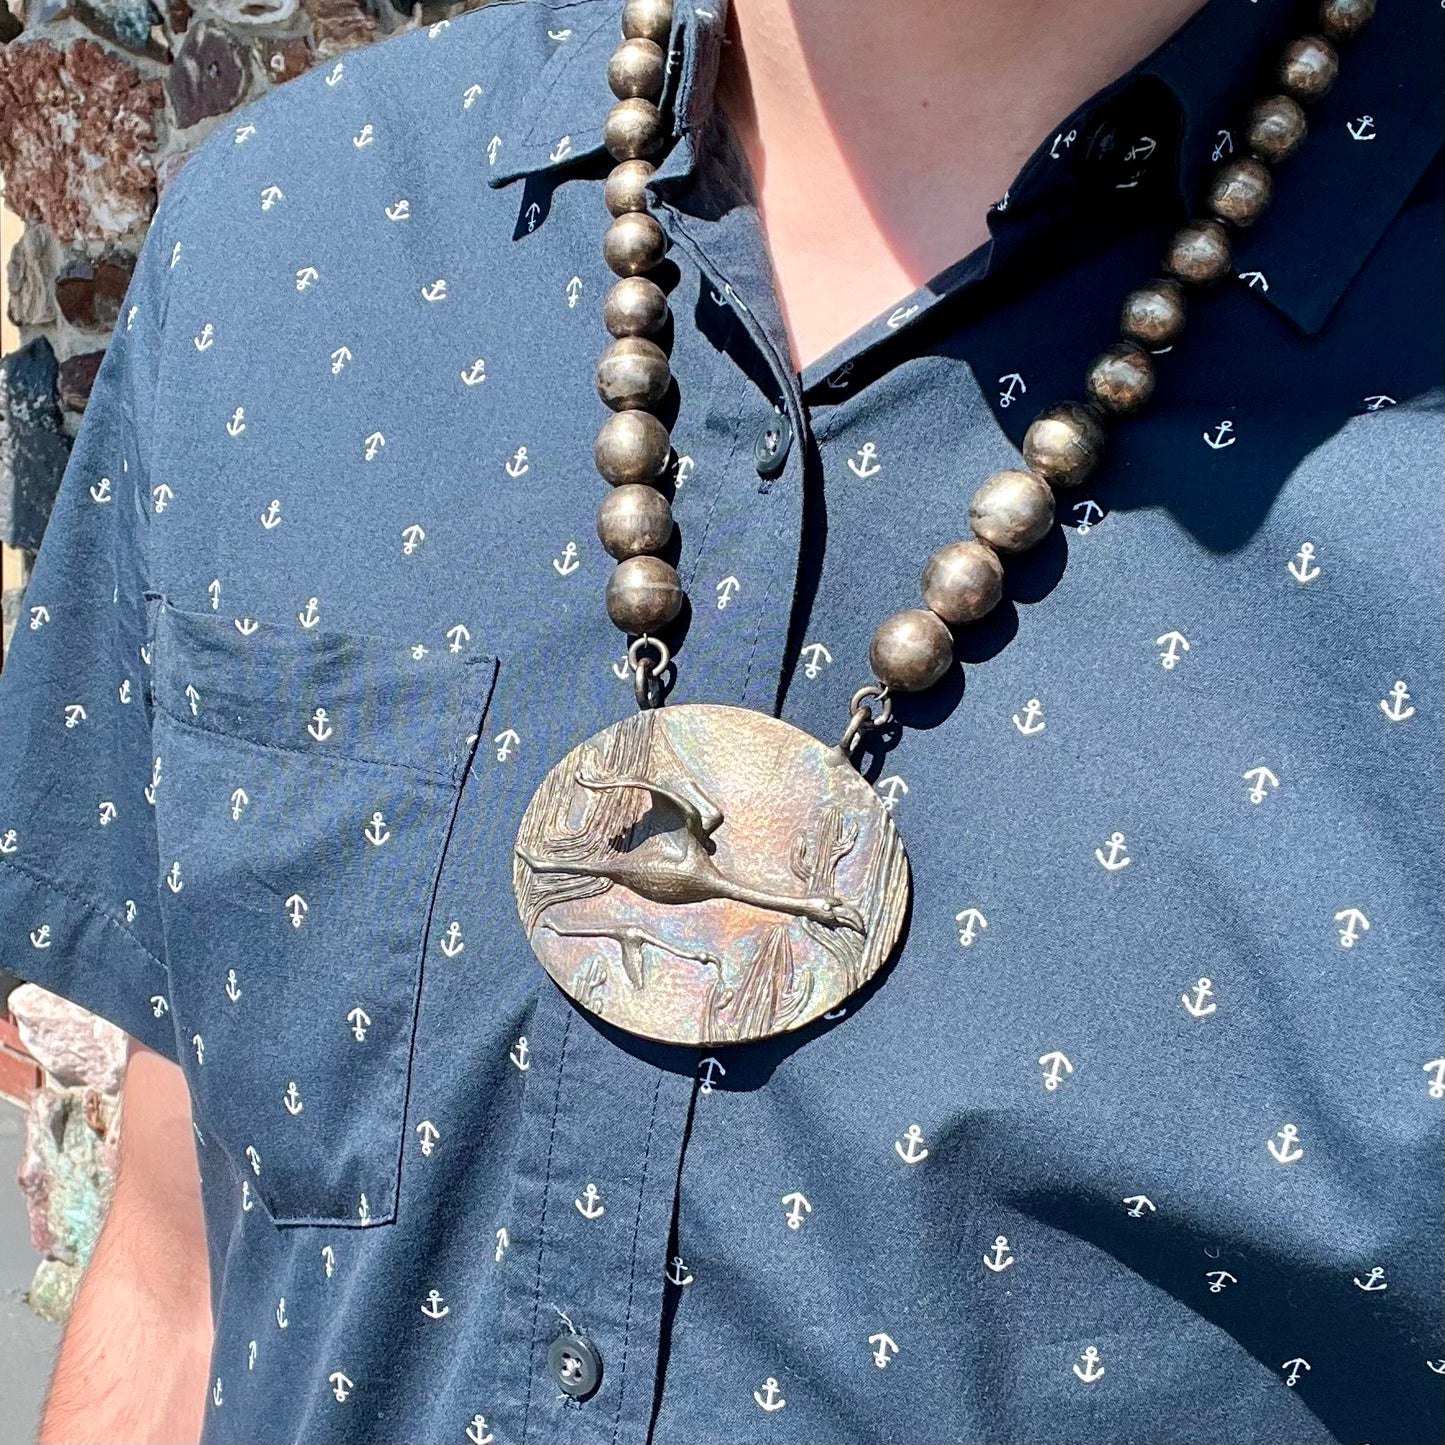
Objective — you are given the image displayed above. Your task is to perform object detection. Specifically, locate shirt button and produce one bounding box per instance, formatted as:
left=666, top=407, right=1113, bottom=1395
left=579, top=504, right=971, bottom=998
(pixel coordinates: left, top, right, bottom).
left=753, top=410, right=794, bottom=478
left=547, top=1331, right=602, bottom=1400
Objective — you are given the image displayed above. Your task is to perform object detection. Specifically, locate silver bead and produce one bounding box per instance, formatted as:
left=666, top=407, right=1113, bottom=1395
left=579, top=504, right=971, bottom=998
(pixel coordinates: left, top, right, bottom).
left=597, top=484, right=674, bottom=560
left=621, top=0, right=672, bottom=45
left=1163, top=219, right=1231, bottom=286
left=1022, top=402, right=1107, bottom=490
left=1319, top=0, right=1374, bottom=41
left=596, top=336, right=671, bottom=412
left=1207, top=157, right=1272, bottom=228
left=1120, top=279, right=1186, bottom=349
left=1246, top=95, right=1307, bottom=164
left=603, top=97, right=665, bottom=161
left=608, top=37, right=666, bottom=101
left=920, top=540, right=1004, bottom=625
left=1086, top=343, right=1155, bottom=416
left=869, top=609, right=954, bottom=693
left=603, top=211, right=667, bottom=277
left=1278, top=35, right=1338, bottom=102
left=604, top=276, right=670, bottom=339
left=605, top=158, right=656, bottom=217
left=595, top=409, right=671, bottom=486
left=606, top=555, right=683, bottom=633
left=968, top=469, right=1054, bottom=555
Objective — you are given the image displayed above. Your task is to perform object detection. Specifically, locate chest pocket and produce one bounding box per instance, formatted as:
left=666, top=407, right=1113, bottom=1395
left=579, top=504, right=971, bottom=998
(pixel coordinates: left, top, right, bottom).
left=147, top=599, right=496, bottom=1227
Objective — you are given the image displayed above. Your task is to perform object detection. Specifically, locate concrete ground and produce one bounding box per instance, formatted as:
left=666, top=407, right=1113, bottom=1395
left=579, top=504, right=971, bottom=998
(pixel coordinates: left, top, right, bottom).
left=0, top=1101, right=56, bottom=1445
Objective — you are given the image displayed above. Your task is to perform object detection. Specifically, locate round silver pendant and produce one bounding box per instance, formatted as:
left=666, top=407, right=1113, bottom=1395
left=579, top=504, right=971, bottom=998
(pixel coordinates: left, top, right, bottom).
left=513, top=704, right=910, bottom=1046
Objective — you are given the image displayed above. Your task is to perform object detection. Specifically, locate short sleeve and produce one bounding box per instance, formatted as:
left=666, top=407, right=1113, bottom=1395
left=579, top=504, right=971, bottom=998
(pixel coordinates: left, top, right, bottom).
left=0, top=175, right=190, bottom=1059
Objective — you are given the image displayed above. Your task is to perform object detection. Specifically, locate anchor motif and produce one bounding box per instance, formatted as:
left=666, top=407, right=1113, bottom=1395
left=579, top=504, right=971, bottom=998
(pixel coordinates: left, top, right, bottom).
left=546, top=25, right=571, bottom=38
left=246, top=1145, right=262, bottom=1176
left=509, top=1036, right=530, bottom=1071
left=1428, top=1361, right=1445, bottom=1376
left=347, top=1007, right=371, bottom=1042
left=144, top=756, right=162, bottom=806
left=28, top=926, right=51, bottom=950
left=886, top=303, right=920, bottom=329
left=1049, top=127, right=1078, bottom=158
left=505, top=446, right=530, bottom=477
left=64, top=704, right=87, bottom=728
left=98, top=801, right=117, bottom=826
left=283, top=1082, right=303, bottom=1116
left=1095, top=831, right=1131, bottom=871
left=225, top=970, right=241, bottom=1003
left=445, top=624, right=471, bottom=654
left=1182, top=978, right=1217, bottom=1018
left=1363, top=394, right=1397, bottom=411
left=235, top=617, right=260, bottom=636
left=308, top=708, right=334, bottom=742
left=1353, top=1266, right=1387, bottom=1292
left=0, top=830, right=16, bottom=854
left=208, top=579, right=221, bottom=610
left=328, top=1372, right=353, bottom=1403
left=1205, top=1269, right=1237, bottom=1294
left=1212, top=128, right=1233, bottom=160
left=1281, top=1358, right=1310, bottom=1387
left=466, top=1417, right=495, bottom=1445
left=426, top=17, right=449, bottom=35
left=364, top=812, right=391, bottom=846
left=274, top=1296, right=289, bottom=1329
left=213, top=1379, right=223, bottom=1408
left=1073, top=1346, right=1105, bottom=1384
left=1157, top=631, right=1190, bottom=668
left=1012, top=698, right=1045, bottom=735
left=150, top=994, right=168, bottom=1018
left=715, top=576, right=741, bottom=609
left=166, top=861, right=184, bottom=893
left=247, top=1340, right=257, bottom=1370
left=416, top=1120, right=440, bottom=1156
left=1379, top=681, right=1414, bottom=722
left=235, top=121, right=256, bottom=144
left=954, top=908, right=988, bottom=947
left=460, top=358, right=487, bottom=387
left=358, top=1193, right=371, bottom=1224
left=493, top=729, right=521, bottom=762
left=984, top=1235, right=1015, bottom=1272
left=151, top=483, right=174, bottom=513
left=868, top=1333, right=899, bottom=1369
left=1423, top=1058, right=1445, bottom=1099
left=230, top=788, right=249, bottom=820
left=1267, top=1123, right=1304, bottom=1164
left=1334, top=907, right=1369, bottom=948
left=549, top=135, right=573, bottom=163
left=894, top=1124, right=929, bottom=1165
left=226, top=408, right=247, bottom=438
left=495, top=1228, right=509, bottom=1262
left=666, top=1256, right=693, bottom=1286
left=1203, top=420, right=1236, bottom=449
left=285, top=893, right=308, bottom=928
left=193, top=323, right=215, bottom=352
left=421, top=279, right=448, bottom=303
left=875, top=776, right=908, bottom=810
left=1123, top=1194, right=1156, bottom=1218
left=524, top=200, right=543, bottom=232
left=295, top=266, right=320, bottom=292
left=487, top=135, right=502, bottom=165
left=191, top=1035, right=206, bottom=1069
left=241, top=1180, right=253, bottom=1211
left=260, top=184, right=284, bottom=209
left=753, top=1378, right=786, bottom=1412
left=400, top=524, right=426, bottom=556
left=28, top=606, right=49, bottom=630
left=800, top=642, right=833, bottom=679
left=674, top=455, right=696, bottom=487
left=89, top=477, right=112, bottom=503
left=298, top=596, right=320, bottom=628
left=1287, top=542, right=1320, bottom=584
left=460, top=82, right=484, bottom=109
left=781, top=1191, right=812, bottom=1231
left=566, top=275, right=584, bottom=308
left=574, top=1183, right=605, bottom=1219
left=261, top=499, right=282, bottom=529
left=411, top=643, right=429, bottom=660
left=385, top=199, right=410, bottom=221
left=182, top=682, right=200, bottom=715
left=847, top=442, right=881, bottom=478
left=1347, top=115, right=1376, bottom=141
left=699, top=1056, right=726, bottom=1093
left=1243, top=765, right=1279, bottom=804
left=439, top=921, right=465, bottom=958
left=119, top=677, right=132, bottom=704
left=421, top=1290, right=450, bottom=1319
left=364, top=432, right=386, bottom=461
left=997, top=372, right=1027, bottom=407
left=330, top=346, right=352, bottom=374
left=553, top=542, right=581, bottom=576
left=324, top=58, right=343, bottom=85
left=1039, top=1051, right=1074, bottom=1091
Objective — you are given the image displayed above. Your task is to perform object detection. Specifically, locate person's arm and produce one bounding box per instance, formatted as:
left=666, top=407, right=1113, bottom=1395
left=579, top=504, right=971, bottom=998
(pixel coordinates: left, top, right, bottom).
left=39, top=1041, right=212, bottom=1445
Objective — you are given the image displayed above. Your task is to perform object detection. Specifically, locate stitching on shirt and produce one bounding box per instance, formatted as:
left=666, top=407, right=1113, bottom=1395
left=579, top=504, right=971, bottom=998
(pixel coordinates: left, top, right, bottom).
left=0, top=853, right=169, bottom=979
left=522, top=1007, right=572, bottom=1438
left=610, top=1068, right=664, bottom=1445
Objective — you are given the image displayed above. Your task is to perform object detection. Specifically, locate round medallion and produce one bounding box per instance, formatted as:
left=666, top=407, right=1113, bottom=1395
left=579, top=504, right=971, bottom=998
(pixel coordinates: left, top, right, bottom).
left=513, top=704, right=909, bottom=1046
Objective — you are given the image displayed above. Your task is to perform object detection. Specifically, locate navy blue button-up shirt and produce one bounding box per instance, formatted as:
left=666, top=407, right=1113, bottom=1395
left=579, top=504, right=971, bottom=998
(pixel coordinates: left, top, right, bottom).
left=2, top=2, right=1442, bottom=1442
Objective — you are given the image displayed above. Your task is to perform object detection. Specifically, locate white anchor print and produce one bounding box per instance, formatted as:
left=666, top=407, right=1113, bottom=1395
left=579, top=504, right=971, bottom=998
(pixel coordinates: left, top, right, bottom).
left=894, top=1124, right=929, bottom=1165
left=165, top=861, right=184, bottom=893
left=118, top=677, right=132, bottom=704
left=868, top=1333, right=899, bottom=1368
left=260, top=184, right=284, bottom=210
left=549, top=136, right=572, bottom=163
left=245, top=1144, right=262, bottom=1176
left=545, top=25, right=571, bottom=39
left=410, top=643, right=429, bottom=659
left=401, top=524, right=425, bottom=555
left=347, top=1007, right=371, bottom=1042
left=151, top=483, right=174, bottom=514
left=295, top=266, right=320, bottom=292
left=285, top=893, right=308, bottom=928
left=1073, top=1347, right=1105, bottom=1383
left=1334, top=907, right=1370, bottom=948
left=364, top=431, right=386, bottom=461
left=781, top=1191, right=812, bottom=1230
left=283, top=1082, right=304, bottom=1116
left=98, top=801, right=117, bottom=826
left=1423, top=1059, right=1445, bottom=1099
left=667, top=1256, right=694, bottom=1286
left=1206, top=1269, right=1237, bottom=1293
left=261, top=499, right=282, bottom=529
left=674, top=455, right=696, bottom=487
left=460, top=358, right=487, bottom=387
left=1238, top=269, right=1269, bottom=291
left=847, top=442, right=881, bottom=478
left=954, top=908, right=988, bottom=947
left=1095, top=831, right=1131, bottom=870
left=487, top=135, right=502, bottom=166
left=715, top=575, right=741, bottom=609
left=213, top=1378, right=223, bottom=1408
left=553, top=542, right=581, bottom=576
left=298, top=597, right=320, bottom=628
left=421, top=278, right=448, bottom=303
left=1012, top=698, right=1045, bottom=735
left=1347, top=115, right=1376, bottom=141
left=416, top=1120, right=440, bottom=1156
left=447, top=624, right=472, bottom=653
left=89, top=475, right=112, bottom=503
left=753, top=1378, right=786, bottom=1412
left=241, top=1179, right=254, bottom=1211
left=1353, top=1266, right=1387, bottom=1292
left=225, top=970, right=241, bottom=1003
left=886, top=303, right=920, bottom=329
left=63, top=703, right=87, bottom=729
left=462, top=83, right=483, bottom=109
left=466, top=1416, right=495, bottom=1445
left=0, top=829, right=16, bottom=854
left=699, top=1056, right=726, bottom=1093
left=984, top=1235, right=1015, bottom=1272
left=1203, top=420, right=1236, bottom=449
left=193, top=323, right=215, bottom=352
left=324, top=59, right=343, bottom=85
left=352, top=123, right=374, bottom=149
left=1267, top=1123, right=1304, bottom=1164
left=1156, top=631, right=1190, bottom=668
left=1049, top=127, right=1078, bottom=158
left=875, top=776, right=908, bottom=810
left=574, top=1184, right=605, bottom=1220
left=421, top=1289, right=450, bottom=1319
left=997, top=372, right=1026, bottom=407
left=144, top=755, right=161, bottom=805
left=509, top=1036, right=530, bottom=1071
left=330, top=346, right=352, bottom=374
left=207, top=578, right=221, bottom=610
left=1039, top=1051, right=1074, bottom=1091
left=308, top=708, right=334, bottom=742
left=1211, top=129, right=1233, bottom=161
left=439, top=921, right=465, bottom=958
left=799, top=642, right=832, bottom=679
left=505, top=446, right=529, bottom=477
left=1363, top=393, right=1396, bottom=411
left=1281, top=1358, right=1310, bottom=1387
left=426, top=17, right=449, bottom=36
left=234, top=617, right=259, bottom=636
left=27, top=605, right=49, bottom=629
left=1182, top=978, right=1217, bottom=1017
left=230, top=788, right=249, bottom=820
left=226, top=407, right=247, bottom=439
left=1287, top=542, right=1321, bottom=583
left=322, top=1245, right=336, bottom=1278
left=328, top=1372, right=353, bottom=1403
left=28, top=925, right=52, bottom=950
left=234, top=120, right=256, bottom=144
left=358, top=1194, right=371, bottom=1225
left=1429, top=1360, right=1445, bottom=1376
left=275, top=1297, right=288, bottom=1329
left=495, top=1228, right=509, bottom=1263
left=493, top=729, right=520, bottom=762
left=1243, top=765, right=1279, bottom=803
left=1379, top=681, right=1414, bottom=722
left=247, top=1340, right=257, bottom=1370
left=385, top=198, right=410, bottom=221
left=150, top=994, right=168, bottom=1018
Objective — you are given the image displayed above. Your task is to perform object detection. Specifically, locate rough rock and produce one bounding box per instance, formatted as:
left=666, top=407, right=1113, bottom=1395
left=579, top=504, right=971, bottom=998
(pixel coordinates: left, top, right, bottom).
left=5, top=225, right=56, bottom=329
left=167, top=18, right=250, bottom=129
left=74, top=0, right=169, bottom=60
left=8, top=984, right=128, bottom=1091
left=204, top=0, right=298, bottom=24
left=306, top=0, right=376, bottom=56
left=0, top=39, right=164, bottom=244
left=55, top=253, right=135, bottom=332
left=0, top=337, right=72, bottom=551
left=165, top=0, right=192, bottom=33
left=253, top=32, right=312, bottom=83
left=27, top=1258, right=83, bottom=1325
left=57, top=350, right=106, bottom=412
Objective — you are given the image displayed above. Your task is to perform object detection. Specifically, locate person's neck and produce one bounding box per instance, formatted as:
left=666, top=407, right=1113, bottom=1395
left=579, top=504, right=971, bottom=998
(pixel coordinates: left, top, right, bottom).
left=712, top=0, right=1211, bottom=373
